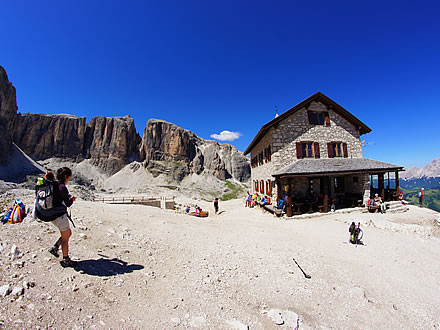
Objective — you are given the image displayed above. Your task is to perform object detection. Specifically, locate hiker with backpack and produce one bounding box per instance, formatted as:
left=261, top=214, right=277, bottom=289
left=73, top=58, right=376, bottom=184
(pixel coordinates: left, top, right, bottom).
left=35, top=167, right=77, bottom=268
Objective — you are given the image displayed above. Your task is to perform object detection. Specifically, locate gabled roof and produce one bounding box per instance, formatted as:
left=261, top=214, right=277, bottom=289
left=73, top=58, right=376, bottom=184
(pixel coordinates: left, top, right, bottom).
left=244, top=92, right=372, bottom=155
left=273, top=158, right=403, bottom=178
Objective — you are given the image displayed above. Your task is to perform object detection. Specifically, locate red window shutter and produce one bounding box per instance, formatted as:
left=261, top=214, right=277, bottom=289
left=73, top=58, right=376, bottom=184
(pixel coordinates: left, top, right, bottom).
left=327, top=143, right=334, bottom=158
left=296, top=142, right=303, bottom=159
left=324, top=111, right=330, bottom=126
left=307, top=111, right=314, bottom=124
left=343, top=143, right=348, bottom=158
left=314, top=142, right=320, bottom=158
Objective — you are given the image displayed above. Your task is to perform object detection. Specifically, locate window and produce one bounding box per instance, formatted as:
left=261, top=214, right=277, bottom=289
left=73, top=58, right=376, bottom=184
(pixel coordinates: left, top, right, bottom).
left=308, top=111, right=330, bottom=125
left=296, top=142, right=320, bottom=159
left=327, top=142, right=348, bottom=158
left=333, top=143, right=343, bottom=157
left=334, top=177, right=345, bottom=193
left=266, top=180, right=273, bottom=196
left=302, top=143, right=314, bottom=158
left=260, top=180, right=264, bottom=194
left=264, top=146, right=271, bottom=162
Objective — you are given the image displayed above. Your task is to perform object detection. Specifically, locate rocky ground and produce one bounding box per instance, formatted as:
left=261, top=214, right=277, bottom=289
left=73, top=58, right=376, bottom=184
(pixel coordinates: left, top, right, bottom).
left=1, top=186, right=440, bottom=329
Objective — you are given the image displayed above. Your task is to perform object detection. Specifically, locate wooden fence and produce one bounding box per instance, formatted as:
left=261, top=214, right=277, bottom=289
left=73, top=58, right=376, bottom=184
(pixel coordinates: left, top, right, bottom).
left=93, top=196, right=176, bottom=210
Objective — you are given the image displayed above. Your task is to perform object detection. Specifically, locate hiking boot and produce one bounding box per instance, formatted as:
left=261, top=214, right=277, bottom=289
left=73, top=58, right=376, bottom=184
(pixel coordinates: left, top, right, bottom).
left=48, top=246, right=59, bottom=258
left=60, top=257, right=78, bottom=268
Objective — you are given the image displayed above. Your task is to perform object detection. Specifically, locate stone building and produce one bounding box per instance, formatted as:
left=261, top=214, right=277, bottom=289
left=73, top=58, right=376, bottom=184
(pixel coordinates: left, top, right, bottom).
left=244, top=92, right=403, bottom=216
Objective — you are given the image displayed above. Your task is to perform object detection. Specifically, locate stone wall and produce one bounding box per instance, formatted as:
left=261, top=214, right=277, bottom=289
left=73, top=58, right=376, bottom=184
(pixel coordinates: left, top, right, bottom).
left=274, top=101, right=362, bottom=166
left=250, top=127, right=275, bottom=195
left=250, top=101, right=365, bottom=203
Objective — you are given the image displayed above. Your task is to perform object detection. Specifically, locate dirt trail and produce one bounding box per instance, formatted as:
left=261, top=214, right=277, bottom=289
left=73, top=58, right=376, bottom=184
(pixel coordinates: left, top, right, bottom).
left=1, top=192, right=440, bottom=328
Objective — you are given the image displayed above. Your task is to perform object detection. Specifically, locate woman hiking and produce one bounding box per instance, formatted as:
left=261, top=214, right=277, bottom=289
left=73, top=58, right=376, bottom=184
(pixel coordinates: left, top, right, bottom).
left=47, top=167, right=77, bottom=268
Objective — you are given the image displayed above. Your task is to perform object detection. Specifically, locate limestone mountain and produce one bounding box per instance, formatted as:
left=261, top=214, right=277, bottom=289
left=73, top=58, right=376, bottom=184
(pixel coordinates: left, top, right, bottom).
left=13, top=113, right=141, bottom=175
left=1, top=65, right=250, bottom=183
left=401, top=158, right=440, bottom=179
left=0, top=66, right=18, bottom=165
left=139, top=119, right=250, bottom=182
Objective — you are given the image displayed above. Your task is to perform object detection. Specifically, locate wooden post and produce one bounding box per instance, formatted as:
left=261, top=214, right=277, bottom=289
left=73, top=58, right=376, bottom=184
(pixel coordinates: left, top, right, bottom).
left=379, top=173, right=385, bottom=200
left=395, top=171, right=400, bottom=198
left=324, top=176, right=329, bottom=212
left=287, top=195, right=292, bottom=217
left=277, top=180, right=281, bottom=203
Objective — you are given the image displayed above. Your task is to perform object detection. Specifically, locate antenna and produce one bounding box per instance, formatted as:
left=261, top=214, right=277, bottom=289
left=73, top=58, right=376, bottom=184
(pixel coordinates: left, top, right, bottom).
left=361, top=140, right=376, bottom=147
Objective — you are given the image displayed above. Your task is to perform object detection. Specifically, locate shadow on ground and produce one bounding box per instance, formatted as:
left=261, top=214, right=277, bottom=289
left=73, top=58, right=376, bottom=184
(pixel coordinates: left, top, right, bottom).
left=74, top=256, right=144, bottom=277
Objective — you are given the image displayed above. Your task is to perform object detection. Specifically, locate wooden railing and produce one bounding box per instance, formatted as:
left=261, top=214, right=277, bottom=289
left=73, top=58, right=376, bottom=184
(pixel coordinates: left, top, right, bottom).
left=93, top=196, right=176, bottom=209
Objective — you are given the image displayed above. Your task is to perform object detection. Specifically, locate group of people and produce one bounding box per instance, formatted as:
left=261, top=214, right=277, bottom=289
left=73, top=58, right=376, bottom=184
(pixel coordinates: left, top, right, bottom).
left=184, top=198, right=219, bottom=216
left=244, top=192, right=270, bottom=208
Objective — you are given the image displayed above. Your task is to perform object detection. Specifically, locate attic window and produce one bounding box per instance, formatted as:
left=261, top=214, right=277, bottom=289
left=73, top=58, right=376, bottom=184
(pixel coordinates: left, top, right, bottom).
left=308, top=111, right=330, bottom=126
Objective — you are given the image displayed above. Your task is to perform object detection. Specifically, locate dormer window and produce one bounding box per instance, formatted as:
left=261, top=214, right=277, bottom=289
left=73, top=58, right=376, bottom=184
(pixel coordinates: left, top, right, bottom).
left=308, top=111, right=330, bottom=126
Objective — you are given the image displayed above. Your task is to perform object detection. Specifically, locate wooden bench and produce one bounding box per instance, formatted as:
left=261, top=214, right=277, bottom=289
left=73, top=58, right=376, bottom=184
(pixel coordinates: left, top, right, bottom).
left=368, top=203, right=390, bottom=213
left=263, top=204, right=283, bottom=217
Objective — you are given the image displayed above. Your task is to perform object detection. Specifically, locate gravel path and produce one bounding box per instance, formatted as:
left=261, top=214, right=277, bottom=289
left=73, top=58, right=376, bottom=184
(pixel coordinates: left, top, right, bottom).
left=1, top=190, right=440, bottom=329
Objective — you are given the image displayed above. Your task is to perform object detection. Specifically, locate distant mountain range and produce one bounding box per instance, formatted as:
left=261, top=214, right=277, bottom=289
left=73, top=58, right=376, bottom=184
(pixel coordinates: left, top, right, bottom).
left=399, top=159, right=440, bottom=212
left=401, top=158, right=440, bottom=179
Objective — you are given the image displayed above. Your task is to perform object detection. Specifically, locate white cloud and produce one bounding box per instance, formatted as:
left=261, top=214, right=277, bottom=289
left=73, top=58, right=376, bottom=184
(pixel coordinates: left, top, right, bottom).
left=210, top=130, right=242, bottom=142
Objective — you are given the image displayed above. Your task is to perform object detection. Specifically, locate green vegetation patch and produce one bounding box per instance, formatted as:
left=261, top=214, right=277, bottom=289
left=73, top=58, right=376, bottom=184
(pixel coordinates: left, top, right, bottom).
left=400, top=187, right=440, bottom=212
left=221, top=181, right=246, bottom=201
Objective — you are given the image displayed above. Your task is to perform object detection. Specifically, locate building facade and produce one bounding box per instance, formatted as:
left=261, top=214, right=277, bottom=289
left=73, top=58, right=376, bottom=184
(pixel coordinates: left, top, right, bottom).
left=245, top=92, right=403, bottom=215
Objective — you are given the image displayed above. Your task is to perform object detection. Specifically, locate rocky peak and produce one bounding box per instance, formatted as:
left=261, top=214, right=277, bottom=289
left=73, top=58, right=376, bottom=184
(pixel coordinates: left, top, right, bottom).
left=84, top=115, right=141, bottom=174
left=14, top=113, right=87, bottom=160
left=401, top=158, right=440, bottom=179
left=139, top=119, right=250, bottom=182
left=13, top=113, right=141, bottom=175
left=0, top=66, right=18, bottom=165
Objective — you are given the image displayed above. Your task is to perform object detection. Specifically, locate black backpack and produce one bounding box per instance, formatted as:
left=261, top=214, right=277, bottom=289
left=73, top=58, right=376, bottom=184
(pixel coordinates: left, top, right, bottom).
left=35, top=177, right=67, bottom=222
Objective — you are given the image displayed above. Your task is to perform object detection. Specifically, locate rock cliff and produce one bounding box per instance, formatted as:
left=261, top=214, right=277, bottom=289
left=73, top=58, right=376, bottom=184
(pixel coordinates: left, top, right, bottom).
left=139, top=119, right=250, bottom=182
left=0, top=66, right=18, bottom=165
left=14, top=113, right=87, bottom=161
left=13, top=113, right=141, bottom=175
left=84, top=115, right=141, bottom=174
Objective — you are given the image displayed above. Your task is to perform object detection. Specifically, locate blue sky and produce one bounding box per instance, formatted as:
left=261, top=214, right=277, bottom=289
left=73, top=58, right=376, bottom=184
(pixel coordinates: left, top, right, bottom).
left=2, top=0, right=439, bottom=168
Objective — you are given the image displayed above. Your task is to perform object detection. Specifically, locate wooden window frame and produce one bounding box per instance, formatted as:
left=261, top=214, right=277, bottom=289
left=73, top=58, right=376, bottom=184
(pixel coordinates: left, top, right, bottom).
left=308, top=110, right=330, bottom=126
left=333, top=142, right=343, bottom=157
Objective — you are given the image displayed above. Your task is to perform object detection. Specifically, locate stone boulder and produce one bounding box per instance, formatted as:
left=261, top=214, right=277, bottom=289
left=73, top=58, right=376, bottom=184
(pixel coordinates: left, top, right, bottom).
left=0, top=66, right=18, bottom=165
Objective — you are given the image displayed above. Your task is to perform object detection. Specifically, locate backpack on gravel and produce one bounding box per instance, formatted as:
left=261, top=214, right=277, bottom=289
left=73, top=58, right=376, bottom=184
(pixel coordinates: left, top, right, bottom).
left=34, top=176, right=67, bottom=222
left=2, top=199, right=26, bottom=224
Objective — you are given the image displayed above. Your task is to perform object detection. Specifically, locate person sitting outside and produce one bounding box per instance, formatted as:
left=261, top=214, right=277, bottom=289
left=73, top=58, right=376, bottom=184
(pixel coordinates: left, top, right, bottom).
left=374, top=194, right=386, bottom=214
left=185, top=205, right=190, bottom=213
left=398, top=192, right=407, bottom=206
left=275, top=199, right=284, bottom=211
left=195, top=207, right=201, bottom=217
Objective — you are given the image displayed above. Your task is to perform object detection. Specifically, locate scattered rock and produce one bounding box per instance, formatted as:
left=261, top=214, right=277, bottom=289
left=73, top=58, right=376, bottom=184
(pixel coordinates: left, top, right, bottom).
left=170, top=317, right=181, bottom=326
left=227, top=319, right=249, bottom=329
left=0, top=284, right=12, bottom=297
left=11, top=286, right=24, bottom=297
left=267, top=310, right=284, bottom=325
left=189, top=315, right=206, bottom=328
left=10, top=244, right=22, bottom=260
left=266, top=309, right=302, bottom=328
